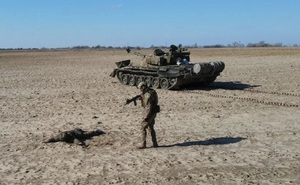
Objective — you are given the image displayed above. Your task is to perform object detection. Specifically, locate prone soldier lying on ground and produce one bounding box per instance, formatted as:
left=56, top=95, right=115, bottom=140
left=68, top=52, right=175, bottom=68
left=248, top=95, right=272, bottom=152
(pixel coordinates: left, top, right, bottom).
left=44, top=128, right=105, bottom=147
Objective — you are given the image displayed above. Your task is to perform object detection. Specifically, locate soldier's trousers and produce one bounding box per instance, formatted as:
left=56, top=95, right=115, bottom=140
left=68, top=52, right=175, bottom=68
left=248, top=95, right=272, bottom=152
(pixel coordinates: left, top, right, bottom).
left=141, top=114, right=158, bottom=147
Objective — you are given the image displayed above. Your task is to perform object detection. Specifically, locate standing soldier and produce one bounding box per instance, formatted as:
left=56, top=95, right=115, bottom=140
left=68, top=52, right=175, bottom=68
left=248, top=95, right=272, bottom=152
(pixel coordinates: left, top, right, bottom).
left=136, top=82, right=160, bottom=149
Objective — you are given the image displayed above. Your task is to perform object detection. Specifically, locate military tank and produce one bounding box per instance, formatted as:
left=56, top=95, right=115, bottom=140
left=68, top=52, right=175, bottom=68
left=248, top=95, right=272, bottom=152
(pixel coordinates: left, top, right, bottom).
left=110, top=44, right=225, bottom=90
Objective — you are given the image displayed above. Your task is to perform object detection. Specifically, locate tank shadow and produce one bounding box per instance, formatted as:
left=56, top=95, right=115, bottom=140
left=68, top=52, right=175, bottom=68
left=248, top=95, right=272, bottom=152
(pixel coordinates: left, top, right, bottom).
left=159, top=137, right=246, bottom=148
left=179, top=81, right=260, bottom=91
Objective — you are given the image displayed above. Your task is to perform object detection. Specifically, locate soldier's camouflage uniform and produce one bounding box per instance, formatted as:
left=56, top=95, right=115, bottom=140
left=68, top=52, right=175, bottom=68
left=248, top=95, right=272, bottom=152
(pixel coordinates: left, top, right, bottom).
left=44, top=128, right=104, bottom=146
left=140, top=88, right=160, bottom=148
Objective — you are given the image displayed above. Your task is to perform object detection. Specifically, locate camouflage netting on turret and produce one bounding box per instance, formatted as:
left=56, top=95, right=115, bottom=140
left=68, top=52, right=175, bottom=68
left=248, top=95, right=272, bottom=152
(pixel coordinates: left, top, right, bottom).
left=141, top=56, right=168, bottom=66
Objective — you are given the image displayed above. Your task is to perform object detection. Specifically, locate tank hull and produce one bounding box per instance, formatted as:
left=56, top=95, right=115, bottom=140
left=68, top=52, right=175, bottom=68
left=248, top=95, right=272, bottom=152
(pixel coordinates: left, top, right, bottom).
left=110, top=60, right=225, bottom=89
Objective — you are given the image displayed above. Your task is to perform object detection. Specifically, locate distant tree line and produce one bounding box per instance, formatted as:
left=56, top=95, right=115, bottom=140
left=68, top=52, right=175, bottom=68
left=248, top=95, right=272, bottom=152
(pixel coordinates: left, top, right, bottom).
left=0, top=41, right=299, bottom=50
left=202, top=41, right=291, bottom=48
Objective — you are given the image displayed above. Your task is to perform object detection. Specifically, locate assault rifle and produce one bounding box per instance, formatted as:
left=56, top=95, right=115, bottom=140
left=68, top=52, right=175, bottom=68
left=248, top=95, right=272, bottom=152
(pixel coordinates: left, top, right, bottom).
left=124, top=95, right=141, bottom=106
left=124, top=87, right=150, bottom=106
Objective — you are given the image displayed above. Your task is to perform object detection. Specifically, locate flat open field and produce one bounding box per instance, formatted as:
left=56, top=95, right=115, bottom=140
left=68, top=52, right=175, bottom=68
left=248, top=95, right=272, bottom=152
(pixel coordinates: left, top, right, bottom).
left=1, top=48, right=300, bottom=184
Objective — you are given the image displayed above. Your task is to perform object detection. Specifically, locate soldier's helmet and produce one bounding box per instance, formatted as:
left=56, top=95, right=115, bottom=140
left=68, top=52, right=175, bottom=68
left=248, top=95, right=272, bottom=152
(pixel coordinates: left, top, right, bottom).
left=137, top=82, right=147, bottom=89
left=170, top=44, right=178, bottom=51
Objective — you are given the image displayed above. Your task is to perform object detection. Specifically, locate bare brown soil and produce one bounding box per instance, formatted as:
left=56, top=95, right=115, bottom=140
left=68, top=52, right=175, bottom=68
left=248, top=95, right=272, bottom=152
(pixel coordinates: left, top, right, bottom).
left=1, top=48, right=300, bottom=184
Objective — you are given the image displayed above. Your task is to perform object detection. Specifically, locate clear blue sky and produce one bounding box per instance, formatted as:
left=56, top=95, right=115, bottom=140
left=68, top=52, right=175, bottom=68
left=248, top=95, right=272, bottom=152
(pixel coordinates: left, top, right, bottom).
left=1, top=0, right=299, bottom=48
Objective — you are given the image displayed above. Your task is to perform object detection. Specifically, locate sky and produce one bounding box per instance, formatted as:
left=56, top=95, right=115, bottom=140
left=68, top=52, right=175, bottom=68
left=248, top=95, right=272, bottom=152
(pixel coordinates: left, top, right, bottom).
left=0, top=0, right=299, bottom=48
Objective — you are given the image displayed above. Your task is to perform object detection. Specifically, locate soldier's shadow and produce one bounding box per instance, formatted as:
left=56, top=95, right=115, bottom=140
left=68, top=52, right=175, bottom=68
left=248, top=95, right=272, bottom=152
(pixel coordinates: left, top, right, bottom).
left=180, top=81, right=260, bottom=91
left=159, top=137, right=246, bottom=148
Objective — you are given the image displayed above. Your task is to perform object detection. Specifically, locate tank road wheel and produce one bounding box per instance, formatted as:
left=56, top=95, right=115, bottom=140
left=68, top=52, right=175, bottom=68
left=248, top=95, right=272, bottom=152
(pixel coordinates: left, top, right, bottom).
left=152, top=77, right=160, bottom=89
left=117, top=72, right=123, bottom=81
left=128, top=75, right=136, bottom=86
left=169, top=78, right=177, bottom=87
left=136, top=76, right=144, bottom=86
left=160, top=78, right=169, bottom=89
left=145, top=76, right=153, bottom=87
left=121, top=74, right=129, bottom=85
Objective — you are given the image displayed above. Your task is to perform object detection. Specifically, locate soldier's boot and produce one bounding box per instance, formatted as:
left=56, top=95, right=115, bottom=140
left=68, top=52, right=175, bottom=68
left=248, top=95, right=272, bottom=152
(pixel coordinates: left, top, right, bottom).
left=149, top=126, right=158, bottom=147
left=44, top=133, right=65, bottom=143
left=137, top=141, right=146, bottom=149
left=44, top=137, right=57, bottom=143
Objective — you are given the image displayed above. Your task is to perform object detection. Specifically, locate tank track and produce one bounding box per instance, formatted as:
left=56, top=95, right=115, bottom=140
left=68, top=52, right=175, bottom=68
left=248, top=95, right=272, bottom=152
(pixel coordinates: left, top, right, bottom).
left=115, top=68, right=221, bottom=90
left=116, top=68, right=180, bottom=89
left=181, top=90, right=299, bottom=108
